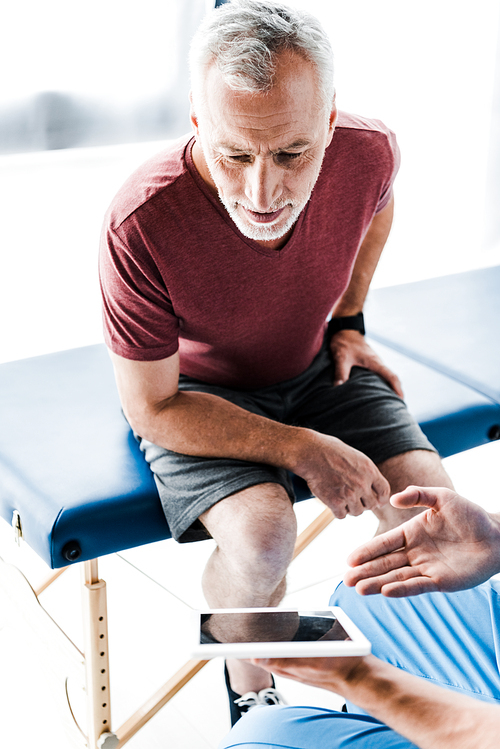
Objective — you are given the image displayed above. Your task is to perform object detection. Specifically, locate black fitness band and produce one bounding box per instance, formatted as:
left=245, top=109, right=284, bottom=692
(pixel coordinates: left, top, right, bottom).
left=328, top=312, right=365, bottom=336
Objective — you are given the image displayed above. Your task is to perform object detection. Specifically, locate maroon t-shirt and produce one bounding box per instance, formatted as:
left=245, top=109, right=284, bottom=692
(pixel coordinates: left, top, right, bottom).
left=99, top=111, right=399, bottom=389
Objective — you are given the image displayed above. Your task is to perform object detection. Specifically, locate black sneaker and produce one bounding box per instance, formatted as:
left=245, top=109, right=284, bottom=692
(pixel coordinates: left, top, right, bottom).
left=224, top=662, right=287, bottom=726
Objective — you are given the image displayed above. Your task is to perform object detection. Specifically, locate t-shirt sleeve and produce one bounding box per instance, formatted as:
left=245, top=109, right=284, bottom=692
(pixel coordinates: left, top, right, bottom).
left=99, top=221, right=179, bottom=361
left=375, top=127, right=401, bottom=213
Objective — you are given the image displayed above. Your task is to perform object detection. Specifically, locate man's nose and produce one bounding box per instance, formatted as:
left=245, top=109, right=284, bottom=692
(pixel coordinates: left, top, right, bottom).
left=245, top=157, right=282, bottom=211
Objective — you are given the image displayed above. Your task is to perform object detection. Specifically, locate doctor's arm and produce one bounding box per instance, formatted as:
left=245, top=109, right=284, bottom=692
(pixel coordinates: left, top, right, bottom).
left=252, top=653, right=500, bottom=749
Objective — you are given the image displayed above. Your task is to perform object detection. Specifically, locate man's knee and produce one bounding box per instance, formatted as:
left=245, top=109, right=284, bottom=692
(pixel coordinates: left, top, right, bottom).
left=200, top=482, right=297, bottom=578
left=377, top=449, right=453, bottom=495
left=373, top=450, right=453, bottom=531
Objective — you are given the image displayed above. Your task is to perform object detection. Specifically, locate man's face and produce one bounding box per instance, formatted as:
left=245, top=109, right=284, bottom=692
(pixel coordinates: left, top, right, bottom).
left=191, top=51, right=336, bottom=249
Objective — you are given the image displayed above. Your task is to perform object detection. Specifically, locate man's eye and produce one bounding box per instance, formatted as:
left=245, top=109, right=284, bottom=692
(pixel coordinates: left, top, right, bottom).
left=276, top=152, right=302, bottom=164
left=227, top=154, right=251, bottom=163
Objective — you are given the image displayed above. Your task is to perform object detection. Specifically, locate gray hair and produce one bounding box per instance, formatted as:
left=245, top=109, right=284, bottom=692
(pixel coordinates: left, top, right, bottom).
left=189, top=0, right=335, bottom=114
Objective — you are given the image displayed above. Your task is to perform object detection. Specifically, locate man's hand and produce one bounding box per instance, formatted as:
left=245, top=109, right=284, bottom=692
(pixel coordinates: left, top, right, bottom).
left=329, top=330, right=403, bottom=397
left=344, top=486, right=500, bottom=596
left=295, top=431, right=390, bottom=519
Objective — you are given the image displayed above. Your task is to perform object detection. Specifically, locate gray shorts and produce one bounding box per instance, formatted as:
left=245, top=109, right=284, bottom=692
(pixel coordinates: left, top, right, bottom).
left=138, top=340, right=436, bottom=543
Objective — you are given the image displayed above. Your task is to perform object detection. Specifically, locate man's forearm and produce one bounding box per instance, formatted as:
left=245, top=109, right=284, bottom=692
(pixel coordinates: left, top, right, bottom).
left=341, top=656, right=500, bottom=749
left=112, top=346, right=389, bottom=516
left=135, top=387, right=306, bottom=472
left=128, top=387, right=389, bottom=517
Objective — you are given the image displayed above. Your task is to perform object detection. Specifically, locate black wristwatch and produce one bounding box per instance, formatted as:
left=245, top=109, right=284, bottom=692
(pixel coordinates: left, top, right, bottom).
left=328, top=312, right=365, bottom=337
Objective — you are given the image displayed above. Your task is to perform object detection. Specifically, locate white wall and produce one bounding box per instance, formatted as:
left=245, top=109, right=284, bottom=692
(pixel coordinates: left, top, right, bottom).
left=290, top=0, right=500, bottom=285
left=1, top=1, right=499, bottom=364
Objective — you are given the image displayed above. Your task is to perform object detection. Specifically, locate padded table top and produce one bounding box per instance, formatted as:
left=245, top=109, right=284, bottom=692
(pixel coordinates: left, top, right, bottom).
left=0, top=345, right=169, bottom=567
left=366, top=265, right=500, bottom=404
left=1, top=267, right=499, bottom=568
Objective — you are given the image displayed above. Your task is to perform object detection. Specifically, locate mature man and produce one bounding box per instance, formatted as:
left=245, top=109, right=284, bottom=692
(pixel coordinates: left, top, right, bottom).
left=220, top=486, right=500, bottom=748
left=99, top=0, right=452, bottom=718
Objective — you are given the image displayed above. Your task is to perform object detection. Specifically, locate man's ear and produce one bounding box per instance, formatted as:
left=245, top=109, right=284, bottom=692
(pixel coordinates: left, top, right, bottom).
left=326, top=100, right=338, bottom=147
left=189, top=91, right=200, bottom=136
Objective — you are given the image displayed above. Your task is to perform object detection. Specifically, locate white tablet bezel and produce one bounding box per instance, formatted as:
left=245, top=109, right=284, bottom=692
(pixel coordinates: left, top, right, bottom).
left=191, top=606, right=371, bottom=659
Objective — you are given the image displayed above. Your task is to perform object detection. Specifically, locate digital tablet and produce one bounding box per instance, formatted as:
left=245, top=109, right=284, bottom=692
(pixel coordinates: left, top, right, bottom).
left=191, top=606, right=371, bottom=659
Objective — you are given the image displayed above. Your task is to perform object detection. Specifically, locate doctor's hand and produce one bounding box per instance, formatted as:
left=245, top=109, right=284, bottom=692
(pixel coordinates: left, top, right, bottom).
left=249, top=654, right=368, bottom=697
left=344, top=486, right=500, bottom=597
left=329, top=330, right=404, bottom=397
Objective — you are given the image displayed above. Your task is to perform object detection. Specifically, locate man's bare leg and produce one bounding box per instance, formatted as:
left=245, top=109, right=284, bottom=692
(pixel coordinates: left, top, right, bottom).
left=374, top=449, right=454, bottom=534
left=199, top=452, right=453, bottom=693
left=200, top=482, right=297, bottom=695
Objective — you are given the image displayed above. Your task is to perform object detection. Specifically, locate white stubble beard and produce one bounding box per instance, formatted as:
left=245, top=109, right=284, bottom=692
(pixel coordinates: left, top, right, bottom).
left=217, top=193, right=307, bottom=242
left=203, top=157, right=313, bottom=242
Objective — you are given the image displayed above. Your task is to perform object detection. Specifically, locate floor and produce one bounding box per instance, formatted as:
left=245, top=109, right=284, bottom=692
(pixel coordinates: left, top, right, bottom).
left=0, top=122, right=499, bottom=747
